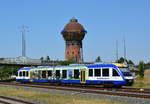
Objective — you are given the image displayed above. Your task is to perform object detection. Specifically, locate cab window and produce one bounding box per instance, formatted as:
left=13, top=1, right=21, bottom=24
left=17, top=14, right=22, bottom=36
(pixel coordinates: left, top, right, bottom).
left=113, top=69, right=119, bottom=76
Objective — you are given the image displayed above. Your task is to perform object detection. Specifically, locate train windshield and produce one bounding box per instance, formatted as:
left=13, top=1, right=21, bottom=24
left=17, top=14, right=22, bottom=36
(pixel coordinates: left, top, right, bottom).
left=119, top=67, right=132, bottom=76
left=119, top=67, right=130, bottom=72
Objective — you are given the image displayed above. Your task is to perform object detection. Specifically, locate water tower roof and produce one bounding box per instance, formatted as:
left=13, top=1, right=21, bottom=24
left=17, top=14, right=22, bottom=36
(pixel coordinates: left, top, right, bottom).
left=63, top=17, right=85, bottom=32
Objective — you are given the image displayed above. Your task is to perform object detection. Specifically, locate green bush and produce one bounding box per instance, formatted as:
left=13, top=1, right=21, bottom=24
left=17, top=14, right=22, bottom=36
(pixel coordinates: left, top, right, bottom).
left=138, top=61, right=144, bottom=78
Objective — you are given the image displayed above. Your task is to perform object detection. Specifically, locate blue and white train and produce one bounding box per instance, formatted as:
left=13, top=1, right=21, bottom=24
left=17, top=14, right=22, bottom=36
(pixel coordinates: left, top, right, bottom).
left=16, top=63, right=134, bottom=87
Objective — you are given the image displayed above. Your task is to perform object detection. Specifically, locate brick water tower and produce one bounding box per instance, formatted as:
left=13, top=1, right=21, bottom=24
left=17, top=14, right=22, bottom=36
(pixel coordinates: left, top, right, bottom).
left=61, top=17, right=87, bottom=62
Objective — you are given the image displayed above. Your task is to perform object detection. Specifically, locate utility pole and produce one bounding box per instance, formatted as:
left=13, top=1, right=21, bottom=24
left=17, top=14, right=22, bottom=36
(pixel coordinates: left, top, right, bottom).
left=20, top=25, right=29, bottom=57
left=123, top=36, right=126, bottom=60
left=116, top=40, right=118, bottom=62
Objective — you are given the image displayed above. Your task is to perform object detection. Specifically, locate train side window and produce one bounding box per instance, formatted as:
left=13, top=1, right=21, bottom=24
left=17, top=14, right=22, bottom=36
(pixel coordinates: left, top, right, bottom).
left=102, top=68, right=109, bottom=77
left=113, top=69, right=119, bottom=76
left=42, top=71, right=47, bottom=78
left=74, top=70, right=79, bottom=79
left=26, top=71, right=28, bottom=77
left=19, top=71, right=22, bottom=77
left=56, top=70, right=60, bottom=78
left=89, top=69, right=93, bottom=77
left=23, top=71, right=26, bottom=77
left=48, top=70, right=52, bottom=77
left=94, top=69, right=101, bottom=76
left=62, top=70, right=67, bottom=78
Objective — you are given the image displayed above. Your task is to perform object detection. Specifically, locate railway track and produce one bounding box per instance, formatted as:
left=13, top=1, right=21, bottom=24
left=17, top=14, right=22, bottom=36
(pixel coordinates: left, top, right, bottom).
left=0, top=95, right=35, bottom=104
left=0, top=82, right=150, bottom=99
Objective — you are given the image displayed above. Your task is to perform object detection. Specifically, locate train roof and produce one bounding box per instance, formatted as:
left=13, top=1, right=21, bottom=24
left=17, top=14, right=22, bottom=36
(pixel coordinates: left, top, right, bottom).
left=18, top=67, right=33, bottom=71
left=18, top=63, right=120, bottom=71
left=18, top=66, right=53, bottom=71
left=112, top=63, right=128, bottom=68
left=85, top=64, right=118, bottom=68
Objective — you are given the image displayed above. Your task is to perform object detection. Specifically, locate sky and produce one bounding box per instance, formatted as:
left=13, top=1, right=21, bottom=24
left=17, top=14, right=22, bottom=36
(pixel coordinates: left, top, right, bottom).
left=0, top=0, right=150, bottom=64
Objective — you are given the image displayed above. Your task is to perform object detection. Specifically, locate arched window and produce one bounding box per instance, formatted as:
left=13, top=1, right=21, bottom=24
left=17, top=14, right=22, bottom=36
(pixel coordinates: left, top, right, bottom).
left=67, top=51, right=69, bottom=55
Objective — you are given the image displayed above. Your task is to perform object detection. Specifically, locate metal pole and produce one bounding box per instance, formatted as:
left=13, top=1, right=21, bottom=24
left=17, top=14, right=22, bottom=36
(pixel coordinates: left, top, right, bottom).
left=123, top=37, right=126, bottom=60
left=116, top=40, right=118, bottom=62
left=21, top=25, right=29, bottom=57
left=80, top=41, right=83, bottom=63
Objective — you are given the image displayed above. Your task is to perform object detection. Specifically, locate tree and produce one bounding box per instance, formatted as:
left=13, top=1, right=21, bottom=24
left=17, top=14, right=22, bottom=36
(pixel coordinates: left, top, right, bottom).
left=46, top=56, right=50, bottom=62
left=116, top=57, right=134, bottom=65
left=68, top=56, right=76, bottom=63
left=95, top=56, right=102, bottom=62
left=116, top=57, right=125, bottom=63
left=138, top=61, right=144, bottom=78
left=128, top=60, right=134, bottom=65
left=0, top=65, right=19, bottom=80
left=144, top=62, right=150, bottom=69
left=59, top=61, right=74, bottom=66
left=40, top=57, right=44, bottom=63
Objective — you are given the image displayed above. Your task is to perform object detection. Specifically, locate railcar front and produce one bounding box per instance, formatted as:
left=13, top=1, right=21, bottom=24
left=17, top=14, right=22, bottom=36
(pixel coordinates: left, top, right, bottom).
left=118, top=67, right=134, bottom=86
left=112, top=63, right=134, bottom=86
left=16, top=67, right=31, bottom=82
left=85, top=64, right=127, bottom=87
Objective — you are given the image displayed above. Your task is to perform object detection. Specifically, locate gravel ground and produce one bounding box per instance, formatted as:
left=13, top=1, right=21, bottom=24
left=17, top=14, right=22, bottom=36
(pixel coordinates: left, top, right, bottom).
left=0, top=85, right=150, bottom=104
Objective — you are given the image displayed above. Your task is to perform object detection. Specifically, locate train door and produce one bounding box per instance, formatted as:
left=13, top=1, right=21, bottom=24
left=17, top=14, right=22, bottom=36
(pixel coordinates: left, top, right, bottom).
left=80, top=69, right=86, bottom=84
left=29, top=71, right=32, bottom=79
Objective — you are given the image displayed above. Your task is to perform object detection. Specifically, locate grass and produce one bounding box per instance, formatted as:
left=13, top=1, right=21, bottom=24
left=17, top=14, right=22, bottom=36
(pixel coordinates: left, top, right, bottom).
left=131, top=69, right=150, bottom=89
left=0, top=86, right=128, bottom=104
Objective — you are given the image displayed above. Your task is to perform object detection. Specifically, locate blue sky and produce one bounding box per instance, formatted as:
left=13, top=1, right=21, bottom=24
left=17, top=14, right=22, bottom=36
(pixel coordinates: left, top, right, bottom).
left=0, top=0, right=150, bottom=64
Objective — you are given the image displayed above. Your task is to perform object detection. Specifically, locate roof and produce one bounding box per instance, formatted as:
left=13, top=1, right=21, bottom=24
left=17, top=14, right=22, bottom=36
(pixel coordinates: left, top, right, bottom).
left=62, top=17, right=86, bottom=33
left=18, top=64, right=121, bottom=71
left=86, top=64, right=118, bottom=69
left=112, top=63, right=127, bottom=67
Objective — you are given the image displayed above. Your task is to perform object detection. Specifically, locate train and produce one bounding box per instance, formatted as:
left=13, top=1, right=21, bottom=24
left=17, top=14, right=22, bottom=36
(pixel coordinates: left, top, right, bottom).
left=16, top=63, right=134, bottom=87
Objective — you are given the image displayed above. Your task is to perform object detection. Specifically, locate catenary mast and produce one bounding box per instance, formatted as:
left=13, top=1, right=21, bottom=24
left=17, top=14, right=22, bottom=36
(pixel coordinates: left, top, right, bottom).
left=21, top=25, right=29, bottom=57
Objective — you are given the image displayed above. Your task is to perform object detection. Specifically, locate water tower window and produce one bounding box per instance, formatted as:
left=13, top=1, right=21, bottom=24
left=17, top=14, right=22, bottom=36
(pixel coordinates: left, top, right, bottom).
left=67, top=52, right=69, bottom=55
